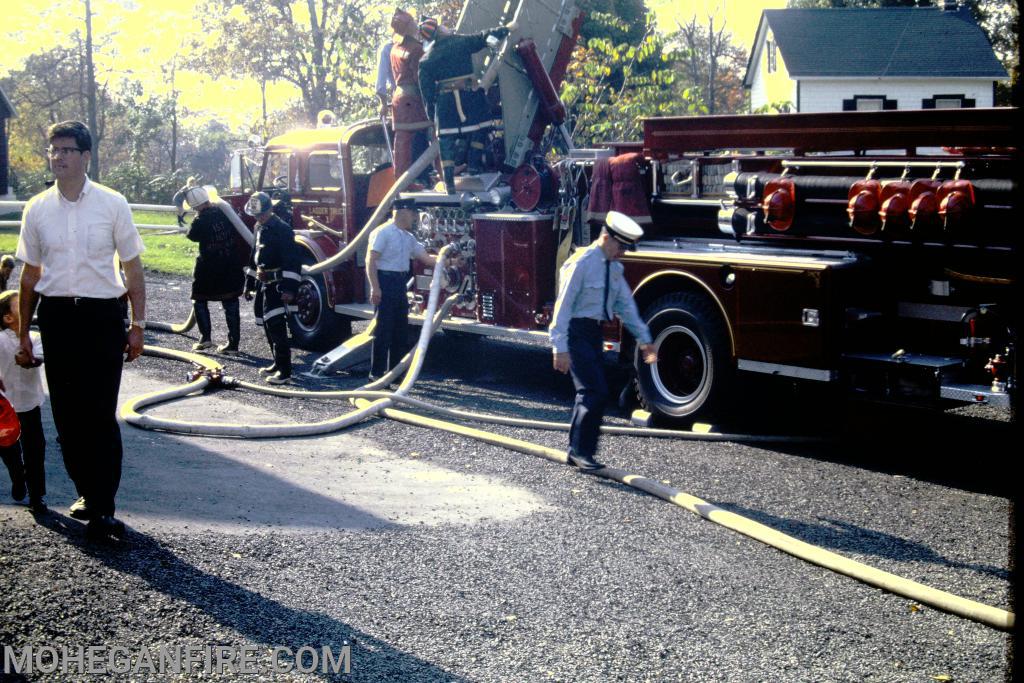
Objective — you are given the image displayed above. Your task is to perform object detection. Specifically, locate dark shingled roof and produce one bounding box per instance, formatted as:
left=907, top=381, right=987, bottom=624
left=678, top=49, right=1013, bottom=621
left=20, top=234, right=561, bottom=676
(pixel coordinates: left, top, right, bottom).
left=762, top=7, right=1007, bottom=78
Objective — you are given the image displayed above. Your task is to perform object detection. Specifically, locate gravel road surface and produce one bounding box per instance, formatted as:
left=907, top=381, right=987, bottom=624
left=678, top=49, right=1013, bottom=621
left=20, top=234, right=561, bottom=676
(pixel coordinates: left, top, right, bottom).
left=1, top=271, right=1015, bottom=682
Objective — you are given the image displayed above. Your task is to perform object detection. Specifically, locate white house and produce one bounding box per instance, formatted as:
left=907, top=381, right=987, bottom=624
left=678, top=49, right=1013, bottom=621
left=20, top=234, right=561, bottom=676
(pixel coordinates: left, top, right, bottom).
left=743, top=2, right=1008, bottom=113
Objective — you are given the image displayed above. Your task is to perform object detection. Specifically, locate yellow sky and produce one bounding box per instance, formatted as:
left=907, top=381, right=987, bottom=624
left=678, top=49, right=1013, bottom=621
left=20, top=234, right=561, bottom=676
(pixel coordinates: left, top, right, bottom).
left=1, top=0, right=784, bottom=130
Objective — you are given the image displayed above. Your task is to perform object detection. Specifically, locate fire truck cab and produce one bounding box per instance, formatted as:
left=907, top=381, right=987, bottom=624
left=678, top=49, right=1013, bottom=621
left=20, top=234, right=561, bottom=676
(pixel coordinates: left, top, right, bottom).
left=225, top=119, right=397, bottom=350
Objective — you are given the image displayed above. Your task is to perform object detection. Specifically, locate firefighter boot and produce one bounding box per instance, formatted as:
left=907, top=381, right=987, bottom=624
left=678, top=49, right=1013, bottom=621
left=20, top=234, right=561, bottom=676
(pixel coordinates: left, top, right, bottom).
left=466, top=135, right=486, bottom=175
left=443, top=166, right=456, bottom=195
left=265, top=317, right=292, bottom=384
left=218, top=298, right=241, bottom=355
left=192, top=301, right=214, bottom=351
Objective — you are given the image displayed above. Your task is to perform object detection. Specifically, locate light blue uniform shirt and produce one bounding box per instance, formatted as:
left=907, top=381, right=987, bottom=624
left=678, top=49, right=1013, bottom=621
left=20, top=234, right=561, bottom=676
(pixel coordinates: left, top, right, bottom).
left=375, top=42, right=394, bottom=100
left=368, top=222, right=426, bottom=271
left=549, top=243, right=652, bottom=354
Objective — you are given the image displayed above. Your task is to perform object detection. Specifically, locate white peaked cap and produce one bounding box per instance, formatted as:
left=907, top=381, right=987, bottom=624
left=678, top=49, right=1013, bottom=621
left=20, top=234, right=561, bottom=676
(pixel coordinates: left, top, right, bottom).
left=605, top=211, right=644, bottom=249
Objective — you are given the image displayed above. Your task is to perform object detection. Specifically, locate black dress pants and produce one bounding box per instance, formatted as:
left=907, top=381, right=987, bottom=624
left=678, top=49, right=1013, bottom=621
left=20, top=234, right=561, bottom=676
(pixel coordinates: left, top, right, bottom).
left=38, top=296, right=126, bottom=517
left=370, top=270, right=409, bottom=379
left=567, top=318, right=608, bottom=460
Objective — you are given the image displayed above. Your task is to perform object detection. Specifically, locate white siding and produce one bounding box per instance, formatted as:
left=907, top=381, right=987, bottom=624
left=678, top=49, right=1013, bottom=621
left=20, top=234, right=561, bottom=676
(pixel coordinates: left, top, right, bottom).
left=797, top=78, right=994, bottom=112
left=750, top=62, right=766, bottom=110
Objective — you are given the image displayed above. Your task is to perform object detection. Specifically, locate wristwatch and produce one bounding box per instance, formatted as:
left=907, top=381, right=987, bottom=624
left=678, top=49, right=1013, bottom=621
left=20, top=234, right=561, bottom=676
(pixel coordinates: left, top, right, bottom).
left=130, top=320, right=146, bottom=330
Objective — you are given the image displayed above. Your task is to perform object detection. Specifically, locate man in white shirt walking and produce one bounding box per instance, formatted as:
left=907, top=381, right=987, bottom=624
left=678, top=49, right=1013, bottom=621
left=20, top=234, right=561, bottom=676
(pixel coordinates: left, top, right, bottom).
left=15, top=120, right=146, bottom=541
left=366, top=198, right=435, bottom=381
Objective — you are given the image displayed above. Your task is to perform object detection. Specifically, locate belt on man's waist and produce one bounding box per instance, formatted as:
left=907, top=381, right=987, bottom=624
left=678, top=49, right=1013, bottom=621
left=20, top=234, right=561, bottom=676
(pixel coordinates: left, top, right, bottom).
left=438, top=75, right=475, bottom=93
left=41, top=295, right=120, bottom=306
left=378, top=269, right=408, bottom=277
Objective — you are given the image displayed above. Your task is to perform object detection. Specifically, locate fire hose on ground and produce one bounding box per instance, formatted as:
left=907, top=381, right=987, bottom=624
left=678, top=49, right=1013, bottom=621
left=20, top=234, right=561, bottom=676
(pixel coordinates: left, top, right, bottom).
left=126, top=296, right=1015, bottom=632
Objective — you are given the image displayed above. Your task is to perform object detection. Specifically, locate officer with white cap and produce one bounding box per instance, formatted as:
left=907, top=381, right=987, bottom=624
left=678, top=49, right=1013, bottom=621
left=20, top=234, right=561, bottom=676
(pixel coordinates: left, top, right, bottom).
left=549, top=211, right=658, bottom=471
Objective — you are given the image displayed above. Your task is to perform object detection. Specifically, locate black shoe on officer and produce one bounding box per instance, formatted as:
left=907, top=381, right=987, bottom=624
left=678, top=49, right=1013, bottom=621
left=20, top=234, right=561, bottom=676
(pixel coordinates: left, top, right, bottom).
left=567, top=452, right=604, bottom=471
left=29, top=497, right=48, bottom=515
left=86, top=515, right=125, bottom=541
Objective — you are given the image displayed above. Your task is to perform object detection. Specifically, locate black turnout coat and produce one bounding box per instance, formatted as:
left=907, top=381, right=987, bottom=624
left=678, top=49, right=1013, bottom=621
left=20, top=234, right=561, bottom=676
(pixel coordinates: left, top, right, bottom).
left=186, top=205, right=246, bottom=301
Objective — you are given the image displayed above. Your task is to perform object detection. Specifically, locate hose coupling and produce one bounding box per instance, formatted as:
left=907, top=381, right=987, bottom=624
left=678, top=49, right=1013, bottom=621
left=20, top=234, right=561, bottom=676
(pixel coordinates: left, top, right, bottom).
left=187, top=367, right=225, bottom=385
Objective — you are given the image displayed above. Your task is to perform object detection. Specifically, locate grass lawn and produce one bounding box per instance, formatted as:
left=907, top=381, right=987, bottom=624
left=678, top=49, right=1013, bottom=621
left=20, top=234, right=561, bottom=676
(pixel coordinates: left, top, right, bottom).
left=0, top=209, right=197, bottom=277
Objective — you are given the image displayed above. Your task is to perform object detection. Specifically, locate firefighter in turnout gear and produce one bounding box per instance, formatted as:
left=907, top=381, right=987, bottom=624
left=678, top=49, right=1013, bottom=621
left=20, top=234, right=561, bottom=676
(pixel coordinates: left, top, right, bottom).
left=388, top=9, right=435, bottom=185
left=417, top=18, right=512, bottom=194
left=244, top=192, right=300, bottom=384
left=183, top=185, right=245, bottom=355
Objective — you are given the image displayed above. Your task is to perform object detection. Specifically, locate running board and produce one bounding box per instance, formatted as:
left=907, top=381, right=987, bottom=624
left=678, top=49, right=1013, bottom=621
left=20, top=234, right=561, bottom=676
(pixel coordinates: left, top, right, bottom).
left=307, top=319, right=376, bottom=376
left=334, top=303, right=551, bottom=341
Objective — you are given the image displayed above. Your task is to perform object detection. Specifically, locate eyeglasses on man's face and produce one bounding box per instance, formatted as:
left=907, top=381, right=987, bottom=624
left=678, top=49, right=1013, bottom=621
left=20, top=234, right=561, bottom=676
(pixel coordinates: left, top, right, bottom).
left=47, top=146, right=86, bottom=158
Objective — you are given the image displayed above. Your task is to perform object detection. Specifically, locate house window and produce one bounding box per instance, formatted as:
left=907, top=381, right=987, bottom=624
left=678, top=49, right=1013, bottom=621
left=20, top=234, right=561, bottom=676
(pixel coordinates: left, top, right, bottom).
left=922, top=94, right=975, bottom=109
left=843, top=95, right=897, bottom=111
left=767, top=41, right=777, bottom=73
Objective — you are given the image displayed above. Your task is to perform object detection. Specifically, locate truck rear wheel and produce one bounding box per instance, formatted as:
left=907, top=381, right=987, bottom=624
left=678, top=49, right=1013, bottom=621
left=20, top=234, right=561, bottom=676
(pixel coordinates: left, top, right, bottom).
left=634, top=292, right=733, bottom=424
left=289, top=263, right=352, bottom=352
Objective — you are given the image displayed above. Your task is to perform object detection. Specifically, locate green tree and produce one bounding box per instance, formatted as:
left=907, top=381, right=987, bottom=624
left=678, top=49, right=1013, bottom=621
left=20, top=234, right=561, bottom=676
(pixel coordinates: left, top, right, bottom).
left=190, top=0, right=386, bottom=126
left=562, top=13, right=699, bottom=146
left=0, top=45, right=114, bottom=197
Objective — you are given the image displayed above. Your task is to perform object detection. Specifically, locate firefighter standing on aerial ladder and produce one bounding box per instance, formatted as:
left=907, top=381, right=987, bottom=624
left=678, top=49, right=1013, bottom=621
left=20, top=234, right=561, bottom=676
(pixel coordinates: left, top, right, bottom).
left=387, top=8, right=436, bottom=187
left=417, top=18, right=513, bottom=194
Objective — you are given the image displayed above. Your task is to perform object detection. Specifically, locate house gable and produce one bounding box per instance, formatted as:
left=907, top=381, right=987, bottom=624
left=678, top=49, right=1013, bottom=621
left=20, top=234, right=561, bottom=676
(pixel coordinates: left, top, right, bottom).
left=745, top=14, right=797, bottom=111
left=761, top=7, right=1007, bottom=79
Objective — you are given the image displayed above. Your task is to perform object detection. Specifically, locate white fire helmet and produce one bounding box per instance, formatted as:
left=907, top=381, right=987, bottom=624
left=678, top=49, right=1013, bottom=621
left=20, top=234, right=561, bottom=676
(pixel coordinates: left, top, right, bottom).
left=183, top=185, right=209, bottom=211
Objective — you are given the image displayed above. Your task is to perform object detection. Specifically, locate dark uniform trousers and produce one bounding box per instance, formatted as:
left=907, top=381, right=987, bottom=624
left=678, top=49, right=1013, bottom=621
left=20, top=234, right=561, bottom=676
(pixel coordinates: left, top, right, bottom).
left=371, top=270, right=410, bottom=378
left=254, top=281, right=291, bottom=376
left=38, top=295, right=126, bottom=517
left=567, top=318, right=608, bottom=460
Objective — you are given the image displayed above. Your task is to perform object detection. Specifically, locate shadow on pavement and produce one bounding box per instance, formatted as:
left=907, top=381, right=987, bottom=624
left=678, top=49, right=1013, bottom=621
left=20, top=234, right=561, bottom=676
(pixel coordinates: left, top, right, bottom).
left=31, top=513, right=465, bottom=682
left=711, top=500, right=1011, bottom=582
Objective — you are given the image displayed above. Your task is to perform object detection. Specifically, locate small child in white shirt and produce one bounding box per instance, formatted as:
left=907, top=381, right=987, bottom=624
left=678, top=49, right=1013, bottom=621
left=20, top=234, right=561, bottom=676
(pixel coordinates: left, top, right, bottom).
left=0, top=289, right=47, bottom=513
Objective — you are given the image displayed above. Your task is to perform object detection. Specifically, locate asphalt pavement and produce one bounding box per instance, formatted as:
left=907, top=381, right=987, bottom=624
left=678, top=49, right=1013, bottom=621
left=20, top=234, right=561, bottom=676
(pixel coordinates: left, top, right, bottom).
left=0, top=271, right=1015, bottom=682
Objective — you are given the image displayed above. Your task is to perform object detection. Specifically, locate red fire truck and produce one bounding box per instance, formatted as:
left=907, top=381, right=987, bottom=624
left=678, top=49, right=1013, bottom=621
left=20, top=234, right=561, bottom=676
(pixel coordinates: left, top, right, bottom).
left=222, top=1, right=1016, bottom=425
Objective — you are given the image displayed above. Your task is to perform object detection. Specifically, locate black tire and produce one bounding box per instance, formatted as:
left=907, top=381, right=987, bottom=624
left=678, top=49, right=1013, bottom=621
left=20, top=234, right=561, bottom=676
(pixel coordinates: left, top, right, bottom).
left=288, top=261, right=352, bottom=352
left=634, top=291, right=733, bottom=424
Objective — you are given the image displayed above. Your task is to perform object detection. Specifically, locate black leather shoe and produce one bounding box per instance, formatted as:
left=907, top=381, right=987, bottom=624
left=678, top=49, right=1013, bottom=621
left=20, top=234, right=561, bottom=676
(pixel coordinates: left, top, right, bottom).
left=69, top=496, right=93, bottom=519
left=86, top=515, right=126, bottom=541
left=28, top=497, right=48, bottom=515
left=568, top=453, right=604, bottom=471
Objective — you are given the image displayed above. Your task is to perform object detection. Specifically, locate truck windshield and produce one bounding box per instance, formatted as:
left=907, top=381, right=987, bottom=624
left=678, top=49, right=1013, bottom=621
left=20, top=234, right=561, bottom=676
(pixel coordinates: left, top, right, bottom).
left=263, top=152, right=290, bottom=190
left=349, top=143, right=390, bottom=176
left=228, top=150, right=260, bottom=193
left=309, top=152, right=342, bottom=191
